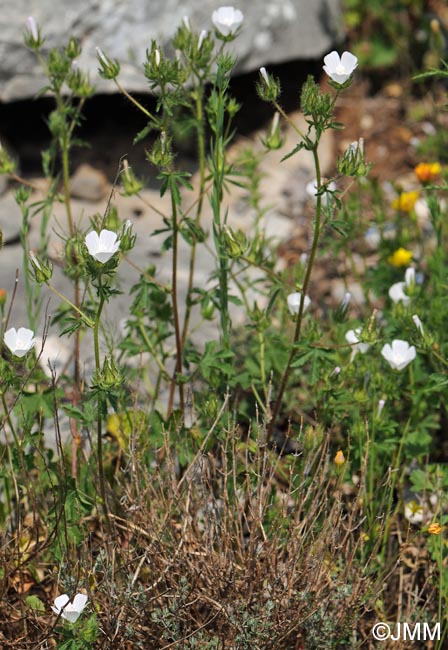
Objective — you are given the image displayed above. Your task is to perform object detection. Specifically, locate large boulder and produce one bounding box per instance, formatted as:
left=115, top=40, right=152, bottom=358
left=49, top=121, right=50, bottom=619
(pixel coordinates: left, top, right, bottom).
left=0, top=0, right=343, bottom=101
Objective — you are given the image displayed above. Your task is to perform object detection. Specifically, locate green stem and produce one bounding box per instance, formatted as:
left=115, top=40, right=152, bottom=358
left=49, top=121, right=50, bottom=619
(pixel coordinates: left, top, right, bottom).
left=137, top=321, right=171, bottom=379
left=273, top=101, right=307, bottom=140
left=182, top=81, right=206, bottom=347
left=45, top=283, right=94, bottom=326
left=266, top=143, right=323, bottom=444
left=114, top=79, right=156, bottom=120
left=379, top=418, right=411, bottom=561
left=93, top=288, right=110, bottom=531
left=167, top=188, right=185, bottom=416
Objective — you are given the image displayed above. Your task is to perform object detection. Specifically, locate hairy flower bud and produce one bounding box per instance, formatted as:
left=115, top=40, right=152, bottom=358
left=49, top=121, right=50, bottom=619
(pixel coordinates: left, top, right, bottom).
left=25, top=16, right=44, bottom=49
left=121, top=159, right=144, bottom=196
left=256, top=67, right=281, bottom=102
left=222, top=226, right=247, bottom=258
left=96, top=47, right=120, bottom=79
left=29, top=251, right=53, bottom=284
left=92, top=356, right=122, bottom=390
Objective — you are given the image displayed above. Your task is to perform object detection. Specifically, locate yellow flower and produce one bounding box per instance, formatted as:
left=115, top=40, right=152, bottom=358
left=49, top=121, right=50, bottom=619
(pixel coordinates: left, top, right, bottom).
left=392, top=190, right=419, bottom=212
left=414, top=162, right=441, bottom=183
left=387, top=247, right=413, bottom=267
left=427, top=522, right=442, bottom=535
left=334, top=450, right=345, bottom=466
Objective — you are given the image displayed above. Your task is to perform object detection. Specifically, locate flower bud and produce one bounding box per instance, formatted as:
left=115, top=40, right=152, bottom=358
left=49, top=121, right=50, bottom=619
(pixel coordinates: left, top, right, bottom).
left=121, top=159, right=143, bottom=196
left=25, top=16, right=44, bottom=49
left=92, top=356, right=122, bottom=390
left=146, top=132, right=174, bottom=168
left=261, top=112, right=284, bottom=150
left=96, top=47, right=120, bottom=80
left=256, top=67, right=281, bottom=102
left=0, top=141, right=16, bottom=175
left=334, top=450, right=345, bottom=466
left=412, top=314, right=424, bottom=335
left=337, top=138, right=370, bottom=177
left=29, top=251, right=53, bottom=284
left=65, top=37, right=82, bottom=60
left=198, top=30, right=207, bottom=50
left=0, top=289, right=7, bottom=306
left=222, top=226, right=247, bottom=258
left=120, top=219, right=136, bottom=253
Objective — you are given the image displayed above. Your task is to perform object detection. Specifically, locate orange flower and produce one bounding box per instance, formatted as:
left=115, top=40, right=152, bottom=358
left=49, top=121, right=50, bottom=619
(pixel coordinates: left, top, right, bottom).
left=388, top=247, right=413, bottom=267
left=392, top=191, right=419, bottom=212
left=334, top=450, right=345, bottom=466
left=427, top=522, right=442, bottom=535
left=414, top=162, right=441, bottom=183
left=0, top=289, right=6, bottom=306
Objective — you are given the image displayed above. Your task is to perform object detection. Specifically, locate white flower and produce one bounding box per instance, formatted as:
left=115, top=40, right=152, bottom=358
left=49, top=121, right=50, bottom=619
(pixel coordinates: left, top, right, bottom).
left=404, top=501, right=424, bottom=525
left=377, top=398, right=386, bottom=417
left=287, top=292, right=311, bottom=315
left=305, top=179, right=336, bottom=205
left=388, top=282, right=409, bottom=306
left=52, top=593, right=88, bottom=624
left=381, top=339, right=416, bottom=371
left=345, top=328, right=369, bottom=361
left=212, top=6, right=244, bottom=36
left=323, top=51, right=358, bottom=84
left=26, top=16, right=38, bottom=42
left=154, top=49, right=161, bottom=67
left=85, top=229, right=120, bottom=263
left=388, top=267, right=415, bottom=305
left=4, top=327, right=36, bottom=358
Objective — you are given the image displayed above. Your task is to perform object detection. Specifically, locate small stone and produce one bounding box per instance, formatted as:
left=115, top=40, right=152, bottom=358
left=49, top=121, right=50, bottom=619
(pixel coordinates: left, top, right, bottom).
left=0, top=191, right=22, bottom=244
left=70, top=164, right=108, bottom=202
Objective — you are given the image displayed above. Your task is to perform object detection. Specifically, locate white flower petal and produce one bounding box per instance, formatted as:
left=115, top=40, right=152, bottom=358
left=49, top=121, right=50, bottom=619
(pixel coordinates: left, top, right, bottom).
left=340, top=51, right=358, bottom=73
left=287, top=292, right=310, bottom=315
left=212, top=6, right=244, bottom=36
left=72, top=593, right=88, bottom=611
left=323, top=51, right=340, bottom=70
left=381, top=339, right=416, bottom=370
left=388, top=281, right=409, bottom=305
left=4, top=327, right=36, bottom=357
left=85, top=230, right=100, bottom=255
left=85, top=229, right=120, bottom=263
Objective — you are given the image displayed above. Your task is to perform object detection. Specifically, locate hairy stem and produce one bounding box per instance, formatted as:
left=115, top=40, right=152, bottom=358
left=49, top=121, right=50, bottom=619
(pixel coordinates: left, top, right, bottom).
left=266, top=144, right=322, bottom=444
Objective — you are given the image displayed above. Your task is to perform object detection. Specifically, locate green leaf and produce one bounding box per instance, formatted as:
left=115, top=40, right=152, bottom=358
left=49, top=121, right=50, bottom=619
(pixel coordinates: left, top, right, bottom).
left=281, top=142, right=305, bottom=162
left=25, top=595, right=45, bottom=612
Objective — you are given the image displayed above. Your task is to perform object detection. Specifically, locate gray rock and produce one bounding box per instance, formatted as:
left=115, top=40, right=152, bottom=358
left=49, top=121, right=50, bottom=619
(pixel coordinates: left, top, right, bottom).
left=70, top=163, right=109, bottom=202
left=0, top=191, right=22, bottom=244
left=0, top=0, right=343, bottom=101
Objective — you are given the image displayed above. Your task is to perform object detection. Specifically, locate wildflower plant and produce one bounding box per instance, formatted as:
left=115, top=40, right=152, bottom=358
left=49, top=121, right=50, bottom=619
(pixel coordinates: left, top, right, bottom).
left=0, top=7, right=447, bottom=648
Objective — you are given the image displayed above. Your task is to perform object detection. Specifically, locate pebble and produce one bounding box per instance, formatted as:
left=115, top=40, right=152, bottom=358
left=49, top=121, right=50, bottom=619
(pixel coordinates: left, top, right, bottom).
left=69, top=163, right=109, bottom=202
